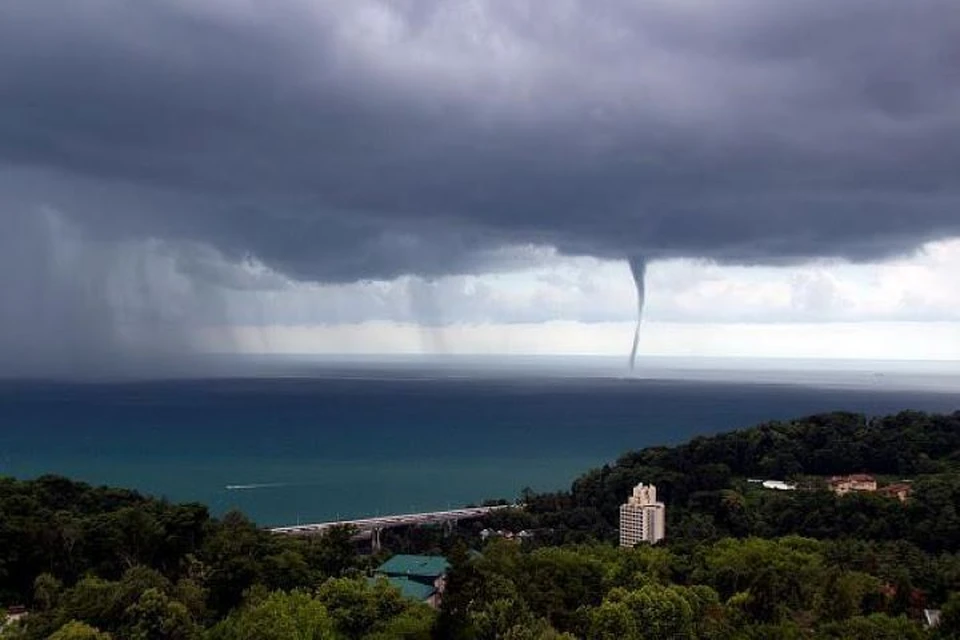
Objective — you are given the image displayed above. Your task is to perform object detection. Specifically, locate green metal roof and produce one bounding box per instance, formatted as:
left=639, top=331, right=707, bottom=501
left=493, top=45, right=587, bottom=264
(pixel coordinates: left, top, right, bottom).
left=381, top=576, right=436, bottom=601
left=376, top=554, right=450, bottom=579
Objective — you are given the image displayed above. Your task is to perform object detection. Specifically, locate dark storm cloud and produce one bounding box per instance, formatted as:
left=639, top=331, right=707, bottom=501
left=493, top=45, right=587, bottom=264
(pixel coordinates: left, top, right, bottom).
left=2, top=0, right=960, bottom=283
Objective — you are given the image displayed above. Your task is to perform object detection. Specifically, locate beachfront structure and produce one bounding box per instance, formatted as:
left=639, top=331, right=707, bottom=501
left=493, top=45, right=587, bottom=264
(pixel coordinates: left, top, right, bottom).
left=829, top=473, right=877, bottom=495
left=619, top=483, right=666, bottom=547
left=373, top=554, right=451, bottom=608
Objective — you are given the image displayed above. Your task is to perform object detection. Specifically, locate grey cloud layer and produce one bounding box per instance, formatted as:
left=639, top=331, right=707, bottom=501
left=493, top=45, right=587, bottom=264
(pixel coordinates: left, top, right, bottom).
left=2, top=0, right=960, bottom=283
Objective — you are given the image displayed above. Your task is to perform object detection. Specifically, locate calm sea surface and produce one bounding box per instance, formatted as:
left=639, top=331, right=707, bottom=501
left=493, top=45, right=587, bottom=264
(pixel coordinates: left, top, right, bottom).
left=1, top=357, right=957, bottom=526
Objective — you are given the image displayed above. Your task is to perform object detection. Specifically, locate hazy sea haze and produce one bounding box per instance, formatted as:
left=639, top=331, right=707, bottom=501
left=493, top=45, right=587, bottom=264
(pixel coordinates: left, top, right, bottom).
left=0, top=356, right=957, bottom=526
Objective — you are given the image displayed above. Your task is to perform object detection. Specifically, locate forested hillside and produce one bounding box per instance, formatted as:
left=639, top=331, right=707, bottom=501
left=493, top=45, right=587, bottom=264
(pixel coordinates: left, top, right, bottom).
left=2, top=410, right=960, bottom=638
left=488, top=411, right=960, bottom=549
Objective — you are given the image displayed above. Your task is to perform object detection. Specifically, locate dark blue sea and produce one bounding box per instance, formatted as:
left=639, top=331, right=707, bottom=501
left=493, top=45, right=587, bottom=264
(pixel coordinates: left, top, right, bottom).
left=1, top=357, right=957, bottom=526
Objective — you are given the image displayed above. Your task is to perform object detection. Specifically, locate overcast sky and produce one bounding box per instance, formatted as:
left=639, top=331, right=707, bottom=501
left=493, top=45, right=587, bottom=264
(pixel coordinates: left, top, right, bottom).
left=1, top=0, right=959, bottom=374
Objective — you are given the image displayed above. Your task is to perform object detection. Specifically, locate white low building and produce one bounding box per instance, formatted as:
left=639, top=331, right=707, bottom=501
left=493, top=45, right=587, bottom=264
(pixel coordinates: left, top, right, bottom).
left=762, top=480, right=797, bottom=491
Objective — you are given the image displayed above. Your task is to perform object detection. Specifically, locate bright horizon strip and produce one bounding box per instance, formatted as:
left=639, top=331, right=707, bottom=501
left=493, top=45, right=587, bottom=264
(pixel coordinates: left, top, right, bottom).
left=197, top=238, right=960, bottom=364
left=215, top=320, right=960, bottom=362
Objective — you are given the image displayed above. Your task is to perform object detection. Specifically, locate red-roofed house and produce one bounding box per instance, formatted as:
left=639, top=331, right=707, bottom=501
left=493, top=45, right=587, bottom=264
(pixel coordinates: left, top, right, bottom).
left=878, top=482, right=912, bottom=502
left=829, top=474, right=877, bottom=495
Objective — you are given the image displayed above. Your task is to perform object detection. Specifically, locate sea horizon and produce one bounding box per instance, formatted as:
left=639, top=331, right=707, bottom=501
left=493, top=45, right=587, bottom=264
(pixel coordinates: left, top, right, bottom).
left=1, top=355, right=957, bottom=527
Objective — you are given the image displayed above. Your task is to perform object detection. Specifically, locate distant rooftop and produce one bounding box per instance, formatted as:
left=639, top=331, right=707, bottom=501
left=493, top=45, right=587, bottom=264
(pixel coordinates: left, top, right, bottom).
left=830, top=473, right=876, bottom=483
left=376, top=554, right=450, bottom=579
left=373, top=575, right=437, bottom=601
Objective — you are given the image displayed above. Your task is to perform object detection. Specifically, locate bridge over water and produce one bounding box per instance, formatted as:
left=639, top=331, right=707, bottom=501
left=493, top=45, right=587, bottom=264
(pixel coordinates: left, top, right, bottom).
left=270, top=505, right=515, bottom=550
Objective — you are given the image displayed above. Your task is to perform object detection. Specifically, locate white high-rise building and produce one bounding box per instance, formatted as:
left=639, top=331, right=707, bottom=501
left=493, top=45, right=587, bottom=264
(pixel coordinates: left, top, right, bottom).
left=619, top=483, right=665, bottom=547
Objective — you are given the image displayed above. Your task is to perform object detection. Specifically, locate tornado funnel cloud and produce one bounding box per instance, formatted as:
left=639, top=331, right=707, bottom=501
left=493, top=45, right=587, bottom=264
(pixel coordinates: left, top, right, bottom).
left=628, top=258, right=647, bottom=371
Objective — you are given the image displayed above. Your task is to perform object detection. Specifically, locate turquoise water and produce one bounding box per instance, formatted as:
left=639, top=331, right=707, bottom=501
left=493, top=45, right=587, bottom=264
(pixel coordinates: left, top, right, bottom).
left=1, top=360, right=957, bottom=526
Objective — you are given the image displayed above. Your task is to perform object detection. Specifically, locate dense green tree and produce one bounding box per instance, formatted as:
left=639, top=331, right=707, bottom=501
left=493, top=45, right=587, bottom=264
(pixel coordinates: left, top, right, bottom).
left=587, top=600, right=637, bottom=640
left=624, top=585, right=696, bottom=639
left=938, top=591, right=960, bottom=638
left=207, top=590, right=336, bottom=640
left=315, top=577, right=403, bottom=639
left=199, top=511, right=270, bottom=614
left=819, top=568, right=880, bottom=621
left=46, top=621, right=112, bottom=640
left=123, top=588, right=199, bottom=640
left=694, top=537, right=823, bottom=614
left=468, top=596, right=526, bottom=639
left=435, top=540, right=484, bottom=639
left=172, top=578, right=209, bottom=624
left=364, top=606, right=434, bottom=640
left=308, top=525, right=360, bottom=578
left=602, top=544, right=673, bottom=590
left=57, top=576, right=121, bottom=632
left=313, top=577, right=436, bottom=640
left=261, top=549, right=312, bottom=592
left=32, top=573, right=62, bottom=611
left=816, top=613, right=926, bottom=639
left=521, top=546, right=606, bottom=628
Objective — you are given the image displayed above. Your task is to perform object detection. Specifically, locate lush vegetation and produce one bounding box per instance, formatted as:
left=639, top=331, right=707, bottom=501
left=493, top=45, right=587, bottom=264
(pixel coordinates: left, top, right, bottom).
left=487, top=411, right=960, bottom=549
left=2, top=410, right=959, bottom=638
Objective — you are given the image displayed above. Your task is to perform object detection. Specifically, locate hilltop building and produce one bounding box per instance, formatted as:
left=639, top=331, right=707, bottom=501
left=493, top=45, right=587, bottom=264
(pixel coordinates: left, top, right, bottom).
left=878, top=482, right=912, bottom=502
left=372, top=554, right=451, bottom=608
left=829, top=474, right=877, bottom=495
left=619, top=483, right=666, bottom=547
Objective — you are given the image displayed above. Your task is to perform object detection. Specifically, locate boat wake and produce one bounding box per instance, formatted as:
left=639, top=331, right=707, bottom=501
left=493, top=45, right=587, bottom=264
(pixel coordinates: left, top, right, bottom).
left=225, top=482, right=289, bottom=491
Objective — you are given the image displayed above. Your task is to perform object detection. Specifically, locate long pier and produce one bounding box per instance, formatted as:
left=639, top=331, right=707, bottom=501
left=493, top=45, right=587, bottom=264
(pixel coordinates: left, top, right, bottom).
left=270, top=505, right=513, bottom=550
